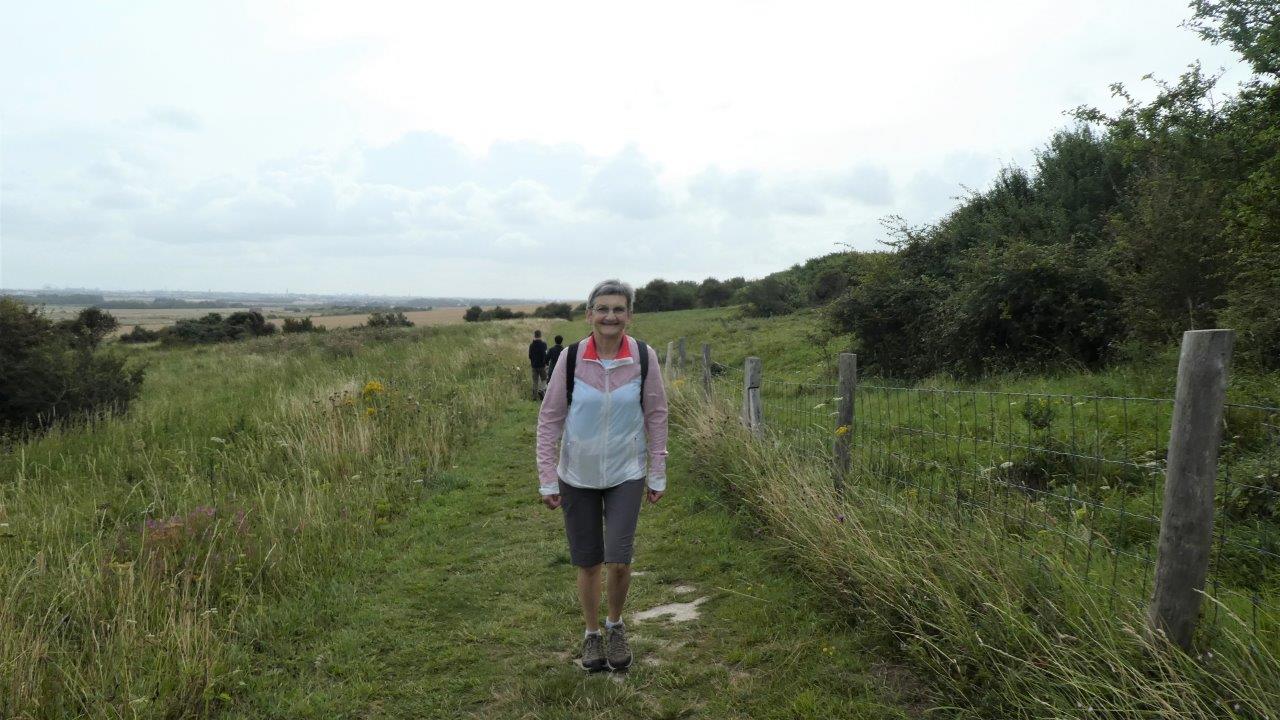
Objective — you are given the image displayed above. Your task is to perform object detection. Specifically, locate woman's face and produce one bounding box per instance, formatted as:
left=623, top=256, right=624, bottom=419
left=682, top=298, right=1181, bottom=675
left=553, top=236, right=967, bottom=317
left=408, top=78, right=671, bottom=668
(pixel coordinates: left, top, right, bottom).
left=587, top=293, right=631, bottom=340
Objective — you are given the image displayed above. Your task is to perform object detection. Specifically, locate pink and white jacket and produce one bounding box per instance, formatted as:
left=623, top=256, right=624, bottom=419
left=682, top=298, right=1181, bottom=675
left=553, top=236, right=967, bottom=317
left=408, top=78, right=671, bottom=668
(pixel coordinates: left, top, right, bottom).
left=536, top=335, right=668, bottom=496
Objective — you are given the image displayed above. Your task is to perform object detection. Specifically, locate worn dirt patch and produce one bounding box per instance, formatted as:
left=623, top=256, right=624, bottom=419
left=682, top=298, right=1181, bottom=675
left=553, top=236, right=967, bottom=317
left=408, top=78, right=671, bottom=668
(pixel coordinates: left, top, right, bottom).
left=633, top=597, right=709, bottom=624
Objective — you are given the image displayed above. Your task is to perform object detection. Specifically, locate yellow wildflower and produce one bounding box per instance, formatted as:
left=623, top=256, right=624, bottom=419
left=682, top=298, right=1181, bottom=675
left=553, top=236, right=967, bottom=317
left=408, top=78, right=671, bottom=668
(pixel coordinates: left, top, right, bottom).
left=362, top=380, right=385, bottom=397
left=835, top=425, right=850, bottom=437
left=365, top=407, right=377, bottom=417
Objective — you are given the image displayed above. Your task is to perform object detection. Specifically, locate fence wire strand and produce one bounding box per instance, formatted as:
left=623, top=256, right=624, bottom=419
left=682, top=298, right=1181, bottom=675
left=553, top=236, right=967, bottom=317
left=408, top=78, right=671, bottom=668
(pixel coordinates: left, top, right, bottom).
left=692, top=349, right=1279, bottom=645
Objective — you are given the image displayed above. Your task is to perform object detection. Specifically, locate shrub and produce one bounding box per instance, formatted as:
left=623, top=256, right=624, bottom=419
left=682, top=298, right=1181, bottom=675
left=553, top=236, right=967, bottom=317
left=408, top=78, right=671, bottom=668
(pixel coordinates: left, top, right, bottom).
left=533, top=302, right=573, bottom=320
left=463, top=305, right=483, bottom=322
left=119, top=325, right=162, bottom=343
left=365, top=311, right=414, bottom=328
left=282, top=316, right=323, bottom=333
left=0, top=298, right=145, bottom=432
left=736, top=275, right=799, bottom=318
left=488, top=306, right=526, bottom=321
left=163, top=311, right=278, bottom=345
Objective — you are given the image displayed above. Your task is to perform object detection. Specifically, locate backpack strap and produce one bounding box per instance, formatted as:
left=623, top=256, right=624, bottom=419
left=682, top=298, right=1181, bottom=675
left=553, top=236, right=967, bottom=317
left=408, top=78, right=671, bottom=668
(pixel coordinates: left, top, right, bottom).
left=564, top=341, right=580, bottom=407
left=636, top=340, right=648, bottom=411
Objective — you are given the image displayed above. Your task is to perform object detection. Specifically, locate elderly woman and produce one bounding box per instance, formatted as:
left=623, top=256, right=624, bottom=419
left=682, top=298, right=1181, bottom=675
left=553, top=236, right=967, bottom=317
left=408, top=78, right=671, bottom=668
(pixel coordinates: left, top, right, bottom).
left=536, top=279, right=668, bottom=672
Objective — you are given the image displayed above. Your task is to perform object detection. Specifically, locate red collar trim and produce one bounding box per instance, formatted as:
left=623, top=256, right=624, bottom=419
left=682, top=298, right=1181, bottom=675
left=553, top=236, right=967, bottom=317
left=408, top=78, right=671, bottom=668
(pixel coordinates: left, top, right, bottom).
left=582, top=334, right=631, bottom=361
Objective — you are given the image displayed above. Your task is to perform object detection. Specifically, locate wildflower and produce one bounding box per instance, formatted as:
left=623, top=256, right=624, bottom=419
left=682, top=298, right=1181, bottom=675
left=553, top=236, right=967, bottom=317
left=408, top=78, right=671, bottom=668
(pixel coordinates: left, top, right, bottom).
left=365, top=407, right=377, bottom=417
left=835, top=425, right=850, bottom=437
left=362, top=380, right=385, bottom=397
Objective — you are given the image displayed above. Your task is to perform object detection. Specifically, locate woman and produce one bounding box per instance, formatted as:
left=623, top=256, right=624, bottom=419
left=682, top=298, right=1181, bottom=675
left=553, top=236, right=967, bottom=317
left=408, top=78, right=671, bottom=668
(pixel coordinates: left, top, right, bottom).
left=535, top=279, right=668, bottom=672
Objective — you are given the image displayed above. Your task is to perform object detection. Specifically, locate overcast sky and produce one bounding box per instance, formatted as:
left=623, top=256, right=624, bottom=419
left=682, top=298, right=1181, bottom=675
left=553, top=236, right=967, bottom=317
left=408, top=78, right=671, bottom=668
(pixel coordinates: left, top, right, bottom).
left=0, top=1, right=1251, bottom=299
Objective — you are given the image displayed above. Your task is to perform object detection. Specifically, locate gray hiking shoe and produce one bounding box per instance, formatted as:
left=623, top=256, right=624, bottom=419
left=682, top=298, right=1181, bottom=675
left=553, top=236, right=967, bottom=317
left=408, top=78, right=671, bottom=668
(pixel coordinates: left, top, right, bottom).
left=580, top=633, right=607, bottom=672
left=605, top=623, right=632, bottom=670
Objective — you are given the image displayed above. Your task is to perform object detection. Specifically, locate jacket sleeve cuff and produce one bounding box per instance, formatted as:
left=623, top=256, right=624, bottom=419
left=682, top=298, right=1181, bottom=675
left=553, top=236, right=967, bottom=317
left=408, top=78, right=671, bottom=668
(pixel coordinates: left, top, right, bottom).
left=539, top=483, right=560, bottom=496
left=646, top=475, right=666, bottom=492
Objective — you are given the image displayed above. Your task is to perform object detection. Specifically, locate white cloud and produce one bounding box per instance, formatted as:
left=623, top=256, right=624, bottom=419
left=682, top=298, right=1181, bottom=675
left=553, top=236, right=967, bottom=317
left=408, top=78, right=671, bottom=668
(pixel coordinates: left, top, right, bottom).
left=0, top=0, right=1255, bottom=294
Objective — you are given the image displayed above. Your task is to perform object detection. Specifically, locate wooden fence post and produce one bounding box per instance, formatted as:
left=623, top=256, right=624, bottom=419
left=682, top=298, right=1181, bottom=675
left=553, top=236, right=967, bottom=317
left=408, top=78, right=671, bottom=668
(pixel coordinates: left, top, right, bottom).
left=1148, top=329, right=1234, bottom=652
left=833, top=353, right=857, bottom=493
left=701, top=343, right=712, bottom=400
left=665, top=341, right=676, bottom=378
left=742, top=357, right=763, bottom=436
left=677, top=337, right=687, bottom=375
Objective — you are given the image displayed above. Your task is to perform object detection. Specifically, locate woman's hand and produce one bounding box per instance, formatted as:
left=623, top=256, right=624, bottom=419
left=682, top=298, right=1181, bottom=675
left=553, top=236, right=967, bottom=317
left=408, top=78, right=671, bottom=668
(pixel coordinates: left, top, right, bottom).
left=647, top=489, right=664, bottom=504
left=542, top=493, right=562, bottom=510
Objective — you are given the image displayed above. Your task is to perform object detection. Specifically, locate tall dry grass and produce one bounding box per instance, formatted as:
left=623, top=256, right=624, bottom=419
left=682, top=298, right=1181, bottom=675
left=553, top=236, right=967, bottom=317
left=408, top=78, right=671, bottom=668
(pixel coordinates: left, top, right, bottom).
left=677, top=385, right=1280, bottom=718
left=0, top=324, right=527, bottom=718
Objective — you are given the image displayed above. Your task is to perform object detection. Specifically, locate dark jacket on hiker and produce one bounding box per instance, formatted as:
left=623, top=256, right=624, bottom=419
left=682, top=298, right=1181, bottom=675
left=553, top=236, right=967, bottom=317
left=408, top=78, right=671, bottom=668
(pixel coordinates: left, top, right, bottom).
left=546, top=343, right=565, bottom=374
left=529, top=338, right=548, bottom=368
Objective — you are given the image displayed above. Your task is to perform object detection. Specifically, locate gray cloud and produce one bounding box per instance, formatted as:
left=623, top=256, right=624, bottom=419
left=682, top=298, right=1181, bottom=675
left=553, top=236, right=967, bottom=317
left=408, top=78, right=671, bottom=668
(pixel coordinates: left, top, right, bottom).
left=581, top=146, right=669, bottom=220
left=145, top=107, right=202, bottom=132
left=3, top=128, right=998, bottom=293
left=827, top=165, right=893, bottom=206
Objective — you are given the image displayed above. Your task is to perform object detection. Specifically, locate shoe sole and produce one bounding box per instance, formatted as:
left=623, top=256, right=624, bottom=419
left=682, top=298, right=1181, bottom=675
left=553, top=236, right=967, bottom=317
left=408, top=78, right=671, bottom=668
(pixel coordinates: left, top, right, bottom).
left=606, top=658, right=632, bottom=672
left=581, top=660, right=608, bottom=673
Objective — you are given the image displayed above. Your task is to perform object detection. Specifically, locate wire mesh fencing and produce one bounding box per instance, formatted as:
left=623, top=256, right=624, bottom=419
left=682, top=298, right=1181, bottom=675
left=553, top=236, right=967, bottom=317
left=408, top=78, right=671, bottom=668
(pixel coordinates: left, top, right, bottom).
left=690, top=348, right=1279, bottom=647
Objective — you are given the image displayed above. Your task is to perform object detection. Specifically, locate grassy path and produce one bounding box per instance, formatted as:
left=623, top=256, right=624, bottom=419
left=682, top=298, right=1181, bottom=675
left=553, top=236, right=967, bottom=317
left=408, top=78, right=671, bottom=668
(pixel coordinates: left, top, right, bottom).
left=227, top=397, right=919, bottom=719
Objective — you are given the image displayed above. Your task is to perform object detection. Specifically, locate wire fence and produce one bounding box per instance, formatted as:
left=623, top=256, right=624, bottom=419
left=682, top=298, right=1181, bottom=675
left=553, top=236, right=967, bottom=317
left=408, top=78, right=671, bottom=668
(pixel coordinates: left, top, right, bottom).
left=683, top=346, right=1280, bottom=647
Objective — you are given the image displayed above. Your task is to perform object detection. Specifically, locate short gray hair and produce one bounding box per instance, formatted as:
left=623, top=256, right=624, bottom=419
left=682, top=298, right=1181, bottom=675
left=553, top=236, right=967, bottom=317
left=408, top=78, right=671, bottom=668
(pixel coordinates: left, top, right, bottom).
left=587, top=279, right=635, bottom=310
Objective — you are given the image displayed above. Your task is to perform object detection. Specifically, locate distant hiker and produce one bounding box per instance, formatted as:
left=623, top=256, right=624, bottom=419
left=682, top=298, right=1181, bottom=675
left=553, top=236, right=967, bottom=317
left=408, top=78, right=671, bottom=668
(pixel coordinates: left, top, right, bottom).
left=536, top=279, right=668, bottom=672
left=529, top=330, right=549, bottom=399
left=546, top=334, right=565, bottom=376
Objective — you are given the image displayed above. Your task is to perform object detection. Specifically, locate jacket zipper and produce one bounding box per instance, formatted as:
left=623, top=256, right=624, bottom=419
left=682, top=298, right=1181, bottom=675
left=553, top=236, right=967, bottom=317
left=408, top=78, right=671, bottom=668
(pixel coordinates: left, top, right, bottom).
left=602, top=363, right=612, bottom=481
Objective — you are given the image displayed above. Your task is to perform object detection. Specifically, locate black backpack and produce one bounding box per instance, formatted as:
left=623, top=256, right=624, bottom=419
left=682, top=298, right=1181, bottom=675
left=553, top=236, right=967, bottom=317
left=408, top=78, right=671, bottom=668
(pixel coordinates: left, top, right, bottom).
left=564, top=339, right=649, bottom=409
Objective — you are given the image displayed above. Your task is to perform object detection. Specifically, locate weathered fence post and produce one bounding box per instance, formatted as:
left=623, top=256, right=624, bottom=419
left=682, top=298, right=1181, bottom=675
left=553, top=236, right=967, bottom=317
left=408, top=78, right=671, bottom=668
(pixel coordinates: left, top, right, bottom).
left=665, top=341, right=676, bottom=378
left=677, top=337, right=687, bottom=375
left=701, top=343, right=712, bottom=399
left=833, top=353, right=857, bottom=494
left=742, top=357, right=763, bottom=436
left=1148, top=329, right=1234, bottom=652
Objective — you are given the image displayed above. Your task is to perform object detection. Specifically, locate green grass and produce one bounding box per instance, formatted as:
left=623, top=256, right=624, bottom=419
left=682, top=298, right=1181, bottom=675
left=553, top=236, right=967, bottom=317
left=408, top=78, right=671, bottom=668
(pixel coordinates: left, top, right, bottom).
left=1, top=323, right=528, bottom=717
left=6, top=305, right=1278, bottom=718
left=219, top=389, right=918, bottom=718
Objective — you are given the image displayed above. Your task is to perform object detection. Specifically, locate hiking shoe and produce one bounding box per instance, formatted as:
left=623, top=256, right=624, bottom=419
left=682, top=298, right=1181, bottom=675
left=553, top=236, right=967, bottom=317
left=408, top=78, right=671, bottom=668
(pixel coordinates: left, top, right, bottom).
left=605, top=623, right=632, bottom=670
left=580, top=633, right=607, bottom=672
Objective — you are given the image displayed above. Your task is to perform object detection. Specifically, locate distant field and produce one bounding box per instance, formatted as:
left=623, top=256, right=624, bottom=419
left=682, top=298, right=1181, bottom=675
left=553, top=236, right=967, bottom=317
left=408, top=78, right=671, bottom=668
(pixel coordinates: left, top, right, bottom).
left=37, top=304, right=545, bottom=333
left=310, top=305, right=542, bottom=329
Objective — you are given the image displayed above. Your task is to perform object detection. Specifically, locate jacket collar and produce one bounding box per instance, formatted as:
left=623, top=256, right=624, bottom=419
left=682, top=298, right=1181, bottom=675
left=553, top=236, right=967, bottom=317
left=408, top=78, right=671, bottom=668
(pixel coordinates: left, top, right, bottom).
left=582, top=334, right=632, bottom=361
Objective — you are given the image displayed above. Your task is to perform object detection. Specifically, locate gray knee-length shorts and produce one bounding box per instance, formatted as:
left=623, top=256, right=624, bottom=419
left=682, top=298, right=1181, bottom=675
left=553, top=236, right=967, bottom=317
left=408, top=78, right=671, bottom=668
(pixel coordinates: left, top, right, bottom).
left=558, top=478, right=645, bottom=566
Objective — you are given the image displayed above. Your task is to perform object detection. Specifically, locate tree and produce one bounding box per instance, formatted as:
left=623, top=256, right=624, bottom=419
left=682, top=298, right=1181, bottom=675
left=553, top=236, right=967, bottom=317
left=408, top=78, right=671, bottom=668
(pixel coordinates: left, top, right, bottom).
left=634, top=279, right=673, bottom=312
left=464, top=305, right=484, bottom=322
left=1, top=297, right=144, bottom=433
left=695, top=277, right=732, bottom=308
left=57, top=307, right=120, bottom=348
left=1189, top=0, right=1280, bottom=76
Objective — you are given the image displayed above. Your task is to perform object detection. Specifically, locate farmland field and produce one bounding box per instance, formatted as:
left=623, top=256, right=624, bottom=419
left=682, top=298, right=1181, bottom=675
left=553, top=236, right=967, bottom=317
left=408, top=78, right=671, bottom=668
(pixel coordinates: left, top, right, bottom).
left=308, top=304, right=543, bottom=329
left=37, top=304, right=545, bottom=333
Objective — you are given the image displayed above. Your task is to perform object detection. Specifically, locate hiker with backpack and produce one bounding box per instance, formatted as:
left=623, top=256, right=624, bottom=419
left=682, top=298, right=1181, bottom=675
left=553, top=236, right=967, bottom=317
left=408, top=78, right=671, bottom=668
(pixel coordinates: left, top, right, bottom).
left=528, top=330, right=549, bottom=399
left=545, top=334, right=565, bottom=376
left=535, top=279, right=668, bottom=672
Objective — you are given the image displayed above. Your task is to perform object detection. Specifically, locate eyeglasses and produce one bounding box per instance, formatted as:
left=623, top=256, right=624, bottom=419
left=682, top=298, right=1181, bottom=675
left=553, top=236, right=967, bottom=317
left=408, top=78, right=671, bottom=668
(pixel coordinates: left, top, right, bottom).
left=591, top=305, right=629, bottom=316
